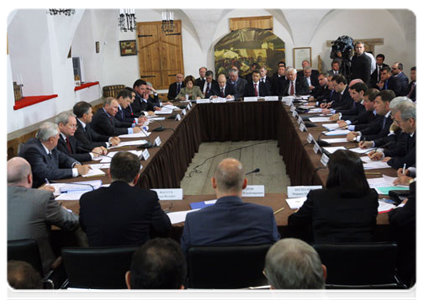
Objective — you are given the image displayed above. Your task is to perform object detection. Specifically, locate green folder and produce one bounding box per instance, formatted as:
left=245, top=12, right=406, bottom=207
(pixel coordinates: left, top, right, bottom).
left=376, top=186, right=410, bottom=195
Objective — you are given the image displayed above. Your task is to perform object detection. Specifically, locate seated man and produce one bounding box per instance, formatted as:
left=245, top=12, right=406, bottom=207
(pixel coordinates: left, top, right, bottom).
left=321, top=75, right=353, bottom=111
left=181, top=158, right=280, bottom=255
left=210, top=73, right=235, bottom=99
left=264, top=238, right=326, bottom=289
left=259, top=66, right=273, bottom=95
left=18, top=122, right=90, bottom=187
left=302, top=66, right=319, bottom=94
left=116, top=89, right=147, bottom=125
left=200, top=70, right=219, bottom=99
left=376, top=67, right=401, bottom=96
left=132, top=79, right=160, bottom=115
left=125, top=238, right=186, bottom=289
left=228, top=68, right=248, bottom=100
left=55, top=111, right=106, bottom=162
left=271, top=65, right=288, bottom=96
left=7, top=157, right=79, bottom=275
left=281, top=68, right=309, bottom=96
left=167, top=73, right=185, bottom=101
left=91, top=97, right=142, bottom=137
left=73, top=101, right=120, bottom=149
left=145, top=82, right=162, bottom=110
left=243, top=70, right=271, bottom=97
left=79, top=152, right=171, bottom=246
left=329, top=82, right=368, bottom=122
left=309, top=73, right=330, bottom=103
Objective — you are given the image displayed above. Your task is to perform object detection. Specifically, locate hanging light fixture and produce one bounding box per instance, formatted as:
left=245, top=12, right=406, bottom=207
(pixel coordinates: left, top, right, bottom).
left=161, top=10, right=174, bottom=33
left=119, top=9, right=136, bottom=32
left=47, top=9, right=75, bottom=16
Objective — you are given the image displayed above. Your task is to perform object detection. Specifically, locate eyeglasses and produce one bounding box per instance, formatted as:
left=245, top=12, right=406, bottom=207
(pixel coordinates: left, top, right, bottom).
left=67, top=124, right=78, bottom=129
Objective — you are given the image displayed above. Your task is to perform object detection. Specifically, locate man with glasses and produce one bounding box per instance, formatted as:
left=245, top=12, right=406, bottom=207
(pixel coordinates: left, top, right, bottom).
left=55, top=111, right=106, bottom=162
left=168, top=73, right=185, bottom=101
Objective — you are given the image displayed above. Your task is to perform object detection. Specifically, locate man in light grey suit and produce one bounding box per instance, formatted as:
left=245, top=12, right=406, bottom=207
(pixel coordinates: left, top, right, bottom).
left=7, top=157, right=79, bottom=275
left=228, top=68, right=248, bottom=100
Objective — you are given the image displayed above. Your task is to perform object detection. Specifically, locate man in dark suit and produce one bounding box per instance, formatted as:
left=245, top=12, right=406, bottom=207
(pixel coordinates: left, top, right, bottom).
left=55, top=111, right=106, bottom=162
left=79, top=152, right=171, bottom=247
left=210, top=74, right=236, bottom=99
left=259, top=66, right=273, bottom=95
left=116, top=89, right=147, bottom=125
left=167, top=73, right=184, bottom=101
left=297, top=60, right=319, bottom=79
left=73, top=101, right=120, bottom=149
left=132, top=79, right=160, bottom=115
left=376, top=67, right=402, bottom=96
left=271, top=65, right=288, bottom=96
left=228, top=68, right=248, bottom=100
left=322, top=75, right=353, bottom=111
left=199, top=70, right=219, bottom=99
left=327, top=61, right=341, bottom=77
left=91, top=97, right=142, bottom=137
left=391, top=62, right=409, bottom=96
left=370, top=54, right=389, bottom=88
left=180, top=158, right=279, bottom=255
left=7, top=157, right=79, bottom=275
left=195, top=67, right=207, bottom=87
left=302, top=66, right=319, bottom=94
left=243, top=70, right=271, bottom=97
left=330, top=82, right=368, bottom=121
left=281, top=68, right=309, bottom=96
left=309, top=73, right=331, bottom=103
left=18, top=122, right=90, bottom=188
left=407, top=66, right=416, bottom=101
left=350, top=41, right=372, bottom=86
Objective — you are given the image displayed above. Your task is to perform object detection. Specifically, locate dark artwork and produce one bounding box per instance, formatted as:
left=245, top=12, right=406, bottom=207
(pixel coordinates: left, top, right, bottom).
left=214, top=28, right=285, bottom=78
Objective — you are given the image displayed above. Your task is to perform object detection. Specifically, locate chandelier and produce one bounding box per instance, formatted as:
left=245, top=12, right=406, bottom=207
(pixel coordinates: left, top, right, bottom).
left=161, top=11, right=174, bottom=33
left=47, top=9, right=75, bottom=16
left=119, top=9, right=136, bottom=32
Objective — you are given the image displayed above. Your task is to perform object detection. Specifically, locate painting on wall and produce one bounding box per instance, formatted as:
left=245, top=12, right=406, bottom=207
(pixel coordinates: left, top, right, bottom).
left=119, top=40, right=137, bottom=56
left=214, top=28, right=285, bottom=78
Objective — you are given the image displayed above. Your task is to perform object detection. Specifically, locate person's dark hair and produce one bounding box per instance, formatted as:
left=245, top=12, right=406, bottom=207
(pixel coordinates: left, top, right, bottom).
left=252, top=69, right=260, bottom=75
left=133, top=79, right=147, bottom=89
left=326, top=150, right=370, bottom=197
left=376, top=90, right=396, bottom=103
left=331, top=74, right=347, bottom=85
left=183, top=75, right=196, bottom=86
left=350, top=82, right=368, bottom=93
left=117, top=89, right=133, bottom=100
left=129, top=238, right=186, bottom=289
left=364, top=88, right=380, bottom=101
left=205, top=70, right=214, bottom=77
left=110, top=152, right=141, bottom=183
left=331, top=61, right=339, bottom=66
left=125, top=86, right=135, bottom=93
left=376, top=54, right=385, bottom=61
left=278, top=61, right=286, bottom=67
left=73, top=101, right=92, bottom=118
left=8, top=261, right=43, bottom=289
left=381, top=66, right=391, bottom=74
left=411, top=66, right=420, bottom=75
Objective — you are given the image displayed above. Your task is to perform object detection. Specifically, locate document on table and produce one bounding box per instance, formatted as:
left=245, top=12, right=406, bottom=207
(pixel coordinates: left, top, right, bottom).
left=154, top=108, right=174, bottom=115
left=367, top=175, right=400, bottom=189
left=308, top=117, right=332, bottom=123
left=362, top=160, right=392, bottom=170
left=100, top=150, right=143, bottom=163
left=162, top=104, right=178, bottom=110
left=377, top=200, right=397, bottom=213
left=56, top=191, right=87, bottom=201
left=323, top=130, right=350, bottom=136
left=58, top=180, right=103, bottom=193
left=308, top=108, right=323, bottom=113
left=82, top=168, right=105, bottom=178
left=286, top=197, right=307, bottom=210
left=322, top=123, right=340, bottom=131
left=118, top=131, right=151, bottom=138
left=349, top=147, right=375, bottom=154
left=166, top=209, right=200, bottom=225
left=322, top=146, right=347, bottom=154
left=108, top=140, right=148, bottom=149
left=85, top=163, right=110, bottom=170
left=320, top=138, right=348, bottom=144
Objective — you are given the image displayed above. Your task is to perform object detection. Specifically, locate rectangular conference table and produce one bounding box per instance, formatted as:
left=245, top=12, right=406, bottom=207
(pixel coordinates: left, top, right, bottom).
left=54, top=99, right=395, bottom=243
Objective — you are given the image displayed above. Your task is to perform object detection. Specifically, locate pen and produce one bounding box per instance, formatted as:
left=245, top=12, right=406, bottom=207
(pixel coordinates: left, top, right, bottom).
left=273, top=207, right=285, bottom=215
left=403, top=163, right=406, bottom=175
left=45, top=178, right=50, bottom=185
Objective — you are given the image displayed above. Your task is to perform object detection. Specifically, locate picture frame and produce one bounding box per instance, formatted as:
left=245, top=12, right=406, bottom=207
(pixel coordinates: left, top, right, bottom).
left=293, top=47, right=312, bottom=70
left=119, top=40, right=137, bottom=56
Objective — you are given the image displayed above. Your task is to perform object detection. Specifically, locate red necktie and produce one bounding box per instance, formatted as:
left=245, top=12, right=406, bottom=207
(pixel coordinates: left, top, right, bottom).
left=66, top=138, right=72, bottom=154
left=290, top=81, right=294, bottom=95
left=206, top=84, right=210, bottom=96
left=254, top=83, right=258, bottom=96
left=220, top=88, right=225, bottom=97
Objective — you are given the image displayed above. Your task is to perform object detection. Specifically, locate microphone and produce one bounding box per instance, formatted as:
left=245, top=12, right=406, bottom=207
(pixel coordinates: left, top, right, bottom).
left=137, top=126, right=154, bottom=149
left=245, top=168, right=260, bottom=176
left=151, top=120, right=165, bottom=132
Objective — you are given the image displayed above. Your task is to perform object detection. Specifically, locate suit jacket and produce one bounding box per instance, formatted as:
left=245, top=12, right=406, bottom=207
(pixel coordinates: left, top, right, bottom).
left=74, top=119, right=109, bottom=148
left=168, top=82, right=185, bottom=100
left=260, top=76, right=273, bottom=95
left=271, top=74, right=288, bottom=96
left=243, top=81, right=271, bottom=97
left=288, top=187, right=379, bottom=243
left=331, top=86, right=353, bottom=110
left=351, top=53, right=372, bottom=86
left=115, top=106, right=136, bottom=124
left=394, top=72, right=409, bottom=96
left=210, top=84, right=236, bottom=98
left=361, top=112, right=394, bottom=141
left=407, top=81, right=416, bottom=101
left=195, top=77, right=206, bottom=87
left=327, top=70, right=341, bottom=77
left=18, top=138, right=78, bottom=188
left=132, top=94, right=157, bottom=113
left=57, top=134, right=92, bottom=162
left=281, top=77, right=310, bottom=96
left=382, top=76, right=402, bottom=97
left=229, top=77, right=248, bottom=100
left=370, top=63, right=389, bottom=88
left=7, top=186, right=79, bottom=275
left=180, top=196, right=280, bottom=255
left=298, top=69, right=319, bottom=82
left=200, top=80, right=219, bottom=98
left=91, top=108, right=133, bottom=137
left=175, top=86, right=205, bottom=100
left=339, top=101, right=366, bottom=120
left=385, top=132, right=416, bottom=169
left=79, top=181, right=171, bottom=247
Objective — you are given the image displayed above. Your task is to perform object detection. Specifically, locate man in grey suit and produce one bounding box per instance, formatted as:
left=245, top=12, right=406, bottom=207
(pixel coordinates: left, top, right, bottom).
left=7, top=157, right=79, bottom=275
left=18, top=122, right=90, bottom=188
left=228, top=68, right=248, bottom=100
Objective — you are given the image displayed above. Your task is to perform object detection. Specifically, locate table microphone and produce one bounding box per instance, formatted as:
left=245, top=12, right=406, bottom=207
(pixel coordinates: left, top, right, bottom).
left=245, top=168, right=260, bottom=176
left=151, top=120, right=165, bottom=132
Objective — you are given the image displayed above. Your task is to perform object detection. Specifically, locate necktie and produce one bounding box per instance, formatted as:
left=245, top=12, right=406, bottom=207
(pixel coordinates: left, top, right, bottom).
left=66, top=138, right=72, bottom=154
left=290, top=81, right=294, bottom=96
left=221, top=88, right=225, bottom=97
left=129, top=104, right=133, bottom=115
left=177, top=83, right=181, bottom=94
left=254, top=83, right=258, bottom=96
left=206, top=83, right=210, bottom=96
left=120, top=109, right=124, bottom=119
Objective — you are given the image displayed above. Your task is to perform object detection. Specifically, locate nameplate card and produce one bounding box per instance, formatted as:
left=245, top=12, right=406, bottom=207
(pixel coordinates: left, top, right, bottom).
left=320, top=153, right=330, bottom=167
left=241, top=185, right=265, bottom=197
left=186, top=103, right=191, bottom=110
left=142, top=149, right=150, bottom=161
left=290, top=105, right=296, bottom=112
left=297, top=116, right=303, bottom=125
left=212, top=97, right=227, bottom=103
left=181, top=109, right=187, bottom=115
left=151, top=188, right=183, bottom=200
left=196, top=99, right=210, bottom=104
left=264, top=96, right=279, bottom=101
left=292, top=110, right=298, bottom=118
left=287, top=185, right=323, bottom=198
left=244, top=97, right=258, bottom=102
left=313, top=142, right=321, bottom=154
left=307, top=133, right=314, bottom=144
left=175, top=114, right=181, bottom=121
left=154, top=136, right=162, bottom=147
left=299, top=122, right=307, bottom=132
left=283, top=96, right=294, bottom=106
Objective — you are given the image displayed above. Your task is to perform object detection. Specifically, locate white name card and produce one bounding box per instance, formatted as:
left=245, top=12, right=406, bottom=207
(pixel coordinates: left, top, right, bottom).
left=196, top=99, right=210, bottom=104
left=297, top=116, right=303, bottom=125
left=154, top=136, right=162, bottom=147
left=242, top=185, right=265, bottom=197
left=283, top=96, right=294, bottom=106
left=290, top=105, right=296, bottom=112
left=186, top=103, right=191, bottom=110
left=287, top=186, right=322, bottom=198
left=313, top=142, right=321, bottom=154
left=151, top=188, right=183, bottom=200
left=320, top=153, right=330, bottom=167
left=307, top=133, right=314, bottom=144
left=264, top=96, right=279, bottom=101
left=175, top=114, right=181, bottom=121
left=299, top=122, right=307, bottom=132
left=181, top=109, right=187, bottom=115
left=212, top=97, right=227, bottom=103
left=142, top=149, right=150, bottom=161
left=244, top=97, right=258, bottom=102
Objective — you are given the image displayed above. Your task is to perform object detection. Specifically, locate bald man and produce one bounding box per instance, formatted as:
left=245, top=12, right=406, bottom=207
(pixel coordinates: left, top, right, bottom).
left=210, top=74, right=236, bottom=99
left=181, top=158, right=279, bottom=255
left=7, top=157, right=79, bottom=275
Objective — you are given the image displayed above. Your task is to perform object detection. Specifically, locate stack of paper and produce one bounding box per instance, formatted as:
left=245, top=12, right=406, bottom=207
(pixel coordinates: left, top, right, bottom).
left=320, top=138, right=348, bottom=144
left=350, top=147, right=375, bottom=154
left=109, top=140, right=148, bottom=149
left=118, top=131, right=151, bottom=138
left=166, top=209, right=200, bottom=225
left=377, top=200, right=397, bottom=213
left=367, top=175, right=397, bottom=189
left=376, top=186, right=410, bottom=195
left=286, top=197, right=307, bottom=210
left=154, top=108, right=174, bottom=115
left=82, top=168, right=105, bottom=178
left=309, top=117, right=332, bottom=123
left=323, top=130, right=350, bottom=136
left=322, top=123, right=340, bottom=131
left=322, top=146, right=347, bottom=154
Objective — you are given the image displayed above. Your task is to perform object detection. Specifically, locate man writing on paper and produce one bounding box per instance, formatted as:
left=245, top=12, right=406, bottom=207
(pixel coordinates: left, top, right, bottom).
left=210, top=74, right=235, bottom=100
left=116, top=89, right=148, bottom=125
left=180, top=158, right=279, bottom=256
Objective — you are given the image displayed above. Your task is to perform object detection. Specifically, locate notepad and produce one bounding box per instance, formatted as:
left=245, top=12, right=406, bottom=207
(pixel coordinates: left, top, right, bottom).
left=323, top=130, right=350, bottom=136
left=309, top=117, right=331, bottom=123
left=166, top=209, right=200, bottom=224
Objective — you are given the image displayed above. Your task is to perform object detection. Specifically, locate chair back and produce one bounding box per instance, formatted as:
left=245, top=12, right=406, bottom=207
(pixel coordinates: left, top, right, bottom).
left=313, top=242, right=405, bottom=288
left=8, top=239, right=44, bottom=277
